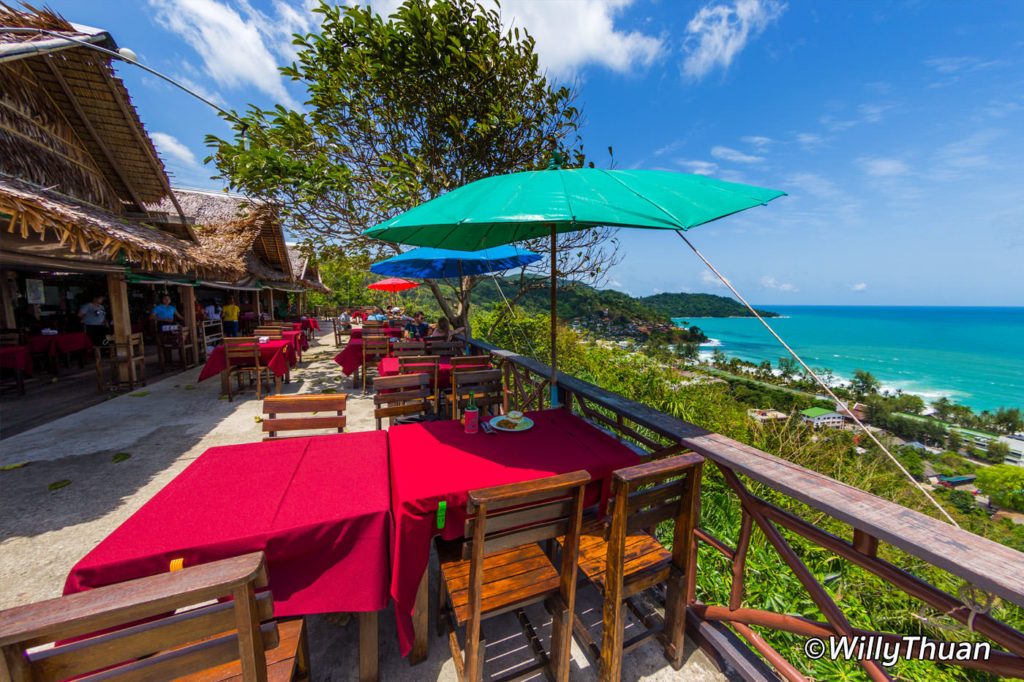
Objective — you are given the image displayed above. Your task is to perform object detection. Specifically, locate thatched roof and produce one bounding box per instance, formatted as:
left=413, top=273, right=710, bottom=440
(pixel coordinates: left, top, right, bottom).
left=286, top=244, right=330, bottom=294
left=161, top=189, right=293, bottom=283
left=0, top=4, right=182, bottom=222
left=0, top=174, right=242, bottom=277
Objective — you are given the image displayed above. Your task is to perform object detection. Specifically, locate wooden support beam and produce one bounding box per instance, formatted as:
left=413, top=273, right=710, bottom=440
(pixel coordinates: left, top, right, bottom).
left=0, top=270, right=15, bottom=328
left=179, top=285, right=198, bottom=367
left=106, top=273, right=133, bottom=383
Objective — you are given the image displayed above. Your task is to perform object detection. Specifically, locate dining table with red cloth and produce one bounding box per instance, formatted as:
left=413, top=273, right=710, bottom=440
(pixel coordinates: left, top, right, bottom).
left=0, top=346, right=32, bottom=374
left=349, top=327, right=403, bottom=340
left=387, top=408, right=642, bottom=655
left=26, top=331, right=93, bottom=357
left=300, top=317, right=320, bottom=332
left=64, top=432, right=392, bottom=616
left=197, top=339, right=295, bottom=383
left=281, top=330, right=308, bottom=360
left=334, top=336, right=397, bottom=376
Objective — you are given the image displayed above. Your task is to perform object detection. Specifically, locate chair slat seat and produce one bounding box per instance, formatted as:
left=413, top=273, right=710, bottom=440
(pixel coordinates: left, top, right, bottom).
left=439, top=542, right=561, bottom=625
left=572, top=521, right=672, bottom=597
left=176, top=616, right=308, bottom=682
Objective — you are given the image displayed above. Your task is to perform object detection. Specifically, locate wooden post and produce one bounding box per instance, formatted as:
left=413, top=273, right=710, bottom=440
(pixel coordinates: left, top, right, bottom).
left=254, top=288, right=261, bottom=321
left=106, top=273, right=133, bottom=382
left=0, top=270, right=15, bottom=328
left=179, top=284, right=198, bottom=367
left=267, top=289, right=274, bottom=321
left=549, top=224, right=558, bottom=407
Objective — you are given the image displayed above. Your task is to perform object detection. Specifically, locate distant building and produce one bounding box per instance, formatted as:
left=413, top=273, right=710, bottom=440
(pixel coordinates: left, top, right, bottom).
left=748, top=409, right=788, bottom=424
left=836, top=402, right=869, bottom=422
left=1002, top=436, right=1024, bottom=468
left=800, top=407, right=845, bottom=429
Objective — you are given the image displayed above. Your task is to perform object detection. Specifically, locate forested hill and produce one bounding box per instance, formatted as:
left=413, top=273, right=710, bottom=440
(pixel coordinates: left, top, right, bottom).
left=462, top=279, right=777, bottom=322
left=639, top=292, right=779, bottom=318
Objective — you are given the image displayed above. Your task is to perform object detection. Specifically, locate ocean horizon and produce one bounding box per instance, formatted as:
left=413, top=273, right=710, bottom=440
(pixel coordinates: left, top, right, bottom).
left=672, top=305, right=1024, bottom=413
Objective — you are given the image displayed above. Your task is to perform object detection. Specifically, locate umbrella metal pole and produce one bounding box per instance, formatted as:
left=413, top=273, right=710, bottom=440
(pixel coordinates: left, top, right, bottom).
left=550, top=224, right=558, bottom=407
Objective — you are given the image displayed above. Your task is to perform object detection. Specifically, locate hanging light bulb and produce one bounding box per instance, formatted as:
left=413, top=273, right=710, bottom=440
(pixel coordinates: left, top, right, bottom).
left=117, top=47, right=138, bottom=62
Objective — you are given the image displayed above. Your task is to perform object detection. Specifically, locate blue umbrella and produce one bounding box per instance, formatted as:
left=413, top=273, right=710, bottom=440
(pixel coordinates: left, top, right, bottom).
left=370, top=245, right=541, bottom=279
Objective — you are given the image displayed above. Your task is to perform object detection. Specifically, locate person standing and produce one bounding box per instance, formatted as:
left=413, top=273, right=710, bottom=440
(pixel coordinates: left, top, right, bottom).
left=221, top=296, right=240, bottom=337
left=204, top=300, right=221, bottom=321
left=150, top=295, right=184, bottom=325
left=78, top=294, right=109, bottom=347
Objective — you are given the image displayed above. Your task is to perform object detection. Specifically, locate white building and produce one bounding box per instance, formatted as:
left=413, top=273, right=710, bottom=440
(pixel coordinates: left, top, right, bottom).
left=800, top=407, right=845, bottom=429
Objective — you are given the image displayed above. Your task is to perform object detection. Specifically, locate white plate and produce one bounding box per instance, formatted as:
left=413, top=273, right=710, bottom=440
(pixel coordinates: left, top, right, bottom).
left=488, top=415, right=534, bottom=432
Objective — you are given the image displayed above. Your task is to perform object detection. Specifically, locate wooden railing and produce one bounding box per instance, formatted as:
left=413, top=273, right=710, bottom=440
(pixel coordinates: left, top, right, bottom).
left=463, top=336, right=1024, bottom=680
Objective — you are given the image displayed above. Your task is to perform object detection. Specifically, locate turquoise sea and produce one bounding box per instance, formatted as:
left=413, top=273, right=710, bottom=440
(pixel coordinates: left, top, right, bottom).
left=672, top=306, right=1024, bottom=413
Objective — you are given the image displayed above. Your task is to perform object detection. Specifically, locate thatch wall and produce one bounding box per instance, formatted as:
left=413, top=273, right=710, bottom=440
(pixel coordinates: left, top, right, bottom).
left=0, top=174, right=242, bottom=277
left=0, top=4, right=171, bottom=212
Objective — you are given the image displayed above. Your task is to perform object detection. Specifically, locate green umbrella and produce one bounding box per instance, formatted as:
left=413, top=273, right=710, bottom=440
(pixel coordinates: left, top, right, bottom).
left=366, top=163, right=786, bottom=403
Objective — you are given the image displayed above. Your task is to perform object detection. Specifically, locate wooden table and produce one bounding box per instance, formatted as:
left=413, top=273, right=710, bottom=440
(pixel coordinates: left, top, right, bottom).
left=197, top=340, right=295, bottom=396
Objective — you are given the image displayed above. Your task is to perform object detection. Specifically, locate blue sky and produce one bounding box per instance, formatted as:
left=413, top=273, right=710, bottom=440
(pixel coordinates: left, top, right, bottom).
left=46, top=0, right=1024, bottom=305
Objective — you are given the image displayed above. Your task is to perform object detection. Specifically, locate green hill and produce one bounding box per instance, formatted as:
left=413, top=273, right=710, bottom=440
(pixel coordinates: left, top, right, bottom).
left=639, top=292, right=779, bottom=318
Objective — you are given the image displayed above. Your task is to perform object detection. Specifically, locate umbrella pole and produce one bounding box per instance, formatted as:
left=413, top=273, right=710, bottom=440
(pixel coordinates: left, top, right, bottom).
left=550, top=224, right=558, bottom=407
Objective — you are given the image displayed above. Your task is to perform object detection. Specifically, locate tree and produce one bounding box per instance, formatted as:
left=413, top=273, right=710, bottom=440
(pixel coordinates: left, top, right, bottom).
left=932, top=397, right=953, bottom=422
left=994, top=407, right=1024, bottom=434
left=946, top=429, right=962, bottom=453
left=676, top=343, right=699, bottom=363
left=776, top=357, right=799, bottom=381
left=205, top=0, right=618, bottom=332
left=976, top=465, right=1024, bottom=512
left=849, top=369, right=881, bottom=398
left=984, top=439, right=1011, bottom=464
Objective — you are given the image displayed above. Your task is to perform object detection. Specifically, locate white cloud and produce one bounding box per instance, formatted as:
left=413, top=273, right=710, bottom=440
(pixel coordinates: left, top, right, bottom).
left=149, top=0, right=301, bottom=108
left=682, top=0, right=785, bottom=80
left=711, top=145, right=764, bottom=163
left=858, top=157, right=909, bottom=177
left=677, top=159, right=719, bottom=175
left=760, top=275, right=798, bottom=292
left=795, top=132, right=826, bottom=150
left=483, top=0, right=663, bottom=78
left=741, top=135, right=772, bottom=150
left=785, top=172, right=841, bottom=199
left=151, top=132, right=201, bottom=168
left=858, top=103, right=891, bottom=123
left=850, top=282, right=867, bottom=292
left=700, top=270, right=729, bottom=288
left=929, top=129, right=1003, bottom=181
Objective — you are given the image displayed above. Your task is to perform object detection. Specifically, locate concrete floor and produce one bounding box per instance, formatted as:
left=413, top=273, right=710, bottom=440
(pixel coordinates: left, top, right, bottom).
left=0, top=327, right=728, bottom=681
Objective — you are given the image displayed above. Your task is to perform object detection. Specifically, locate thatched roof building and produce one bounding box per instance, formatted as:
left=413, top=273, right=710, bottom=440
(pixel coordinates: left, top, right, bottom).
left=161, top=189, right=294, bottom=287
left=0, top=5, right=241, bottom=277
left=287, top=245, right=330, bottom=294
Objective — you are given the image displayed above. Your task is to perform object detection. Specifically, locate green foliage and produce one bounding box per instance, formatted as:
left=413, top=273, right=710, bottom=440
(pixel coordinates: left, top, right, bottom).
left=983, top=439, right=1011, bottom=464
left=206, top=0, right=584, bottom=251
left=976, top=465, right=1024, bottom=512
left=850, top=369, right=881, bottom=397
left=638, top=292, right=778, bottom=318
left=473, top=312, right=1024, bottom=679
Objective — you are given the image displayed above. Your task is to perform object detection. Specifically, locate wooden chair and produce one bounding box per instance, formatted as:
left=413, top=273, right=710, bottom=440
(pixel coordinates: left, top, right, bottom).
left=391, top=340, right=426, bottom=357
left=361, top=338, right=390, bottom=391
left=332, top=319, right=351, bottom=347
left=427, top=339, right=461, bottom=357
left=363, top=319, right=383, bottom=328
left=559, top=453, right=704, bottom=681
left=440, top=355, right=491, bottom=417
left=262, top=394, right=347, bottom=440
left=224, top=337, right=272, bottom=402
left=254, top=328, right=285, bottom=340
left=201, top=319, right=225, bottom=360
left=95, top=333, right=146, bottom=394
left=398, top=355, right=440, bottom=411
left=372, top=373, right=431, bottom=429
left=0, top=552, right=309, bottom=682
left=452, top=369, right=503, bottom=420
left=436, top=470, right=590, bottom=682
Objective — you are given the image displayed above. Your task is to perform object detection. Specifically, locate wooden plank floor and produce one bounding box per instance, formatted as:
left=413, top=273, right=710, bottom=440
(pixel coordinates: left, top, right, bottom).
left=0, top=351, right=181, bottom=440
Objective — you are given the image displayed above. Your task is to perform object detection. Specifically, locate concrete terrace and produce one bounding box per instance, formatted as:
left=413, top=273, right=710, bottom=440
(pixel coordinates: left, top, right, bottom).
left=0, top=327, right=728, bottom=682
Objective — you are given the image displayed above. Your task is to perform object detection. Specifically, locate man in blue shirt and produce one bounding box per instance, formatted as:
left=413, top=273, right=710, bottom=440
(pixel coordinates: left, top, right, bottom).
left=78, top=294, right=108, bottom=347
left=151, top=295, right=184, bottom=325
left=366, top=307, right=388, bottom=322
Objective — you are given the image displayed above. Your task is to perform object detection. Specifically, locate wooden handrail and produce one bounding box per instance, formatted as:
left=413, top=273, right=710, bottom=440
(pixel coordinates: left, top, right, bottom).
left=460, top=336, right=1024, bottom=611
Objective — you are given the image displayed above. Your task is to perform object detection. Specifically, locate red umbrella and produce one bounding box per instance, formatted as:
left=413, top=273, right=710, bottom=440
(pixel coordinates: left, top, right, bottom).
left=367, top=277, right=418, bottom=292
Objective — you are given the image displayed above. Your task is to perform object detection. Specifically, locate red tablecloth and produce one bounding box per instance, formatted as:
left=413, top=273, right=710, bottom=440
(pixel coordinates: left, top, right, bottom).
left=0, top=346, right=32, bottom=374
left=388, top=409, right=641, bottom=655
left=334, top=338, right=395, bottom=376
left=352, top=311, right=365, bottom=322
left=281, top=329, right=308, bottom=354
left=26, top=332, right=93, bottom=358
left=350, top=327, right=403, bottom=340
left=64, top=432, right=392, bottom=615
left=301, top=318, right=320, bottom=331
left=197, top=340, right=294, bottom=382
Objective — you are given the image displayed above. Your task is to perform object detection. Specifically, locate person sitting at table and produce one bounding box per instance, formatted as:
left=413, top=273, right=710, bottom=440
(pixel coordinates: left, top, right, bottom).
left=339, top=309, right=352, bottom=329
left=150, top=295, right=184, bottom=327
left=221, top=297, right=240, bottom=337
left=403, top=311, right=429, bottom=339
left=78, top=293, right=109, bottom=347
left=429, top=316, right=465, bottom=340
left=366, top=307, right=388, bottom=322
